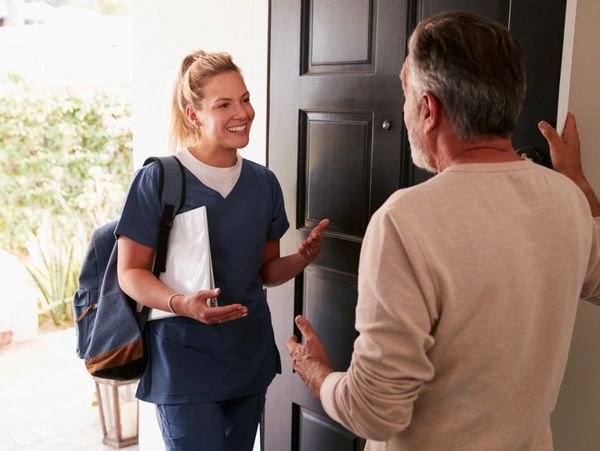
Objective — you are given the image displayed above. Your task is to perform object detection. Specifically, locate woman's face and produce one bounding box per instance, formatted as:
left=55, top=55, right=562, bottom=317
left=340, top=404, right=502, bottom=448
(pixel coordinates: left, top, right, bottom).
left=196, top=71, right=255, bottom=153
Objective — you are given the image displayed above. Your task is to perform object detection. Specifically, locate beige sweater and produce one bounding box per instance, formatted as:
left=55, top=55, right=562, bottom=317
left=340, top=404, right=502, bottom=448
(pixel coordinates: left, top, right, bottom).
left=320, top=161, right=600, bottom=451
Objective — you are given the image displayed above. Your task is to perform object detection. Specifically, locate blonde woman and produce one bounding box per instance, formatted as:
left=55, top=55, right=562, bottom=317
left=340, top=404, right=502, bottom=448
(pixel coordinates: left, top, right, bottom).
left=116, top=50, right=328, bottom=451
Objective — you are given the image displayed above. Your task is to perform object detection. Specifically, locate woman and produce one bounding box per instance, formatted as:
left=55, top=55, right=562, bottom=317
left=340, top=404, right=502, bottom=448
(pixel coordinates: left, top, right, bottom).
left=116, top=50, right=328, bottom=451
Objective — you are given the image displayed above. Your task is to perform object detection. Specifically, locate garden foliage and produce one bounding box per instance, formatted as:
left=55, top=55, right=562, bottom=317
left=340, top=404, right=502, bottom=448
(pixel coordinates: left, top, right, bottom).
left=0, top=73, right=132, bottom=326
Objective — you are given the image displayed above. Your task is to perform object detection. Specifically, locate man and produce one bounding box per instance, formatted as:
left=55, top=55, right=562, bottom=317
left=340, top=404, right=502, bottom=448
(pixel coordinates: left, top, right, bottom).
left=287, top=11, right=600, bottom=451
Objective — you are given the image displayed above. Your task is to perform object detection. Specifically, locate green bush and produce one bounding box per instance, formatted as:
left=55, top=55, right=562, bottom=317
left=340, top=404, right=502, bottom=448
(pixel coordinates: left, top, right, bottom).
left=0, top=73, right=133, bottom=327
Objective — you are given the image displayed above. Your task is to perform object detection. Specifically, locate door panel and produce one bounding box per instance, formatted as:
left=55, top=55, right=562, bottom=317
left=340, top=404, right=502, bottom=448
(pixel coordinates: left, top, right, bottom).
left=420, top=0, right=509, bottom=23
left=301, top=111, right=372, bottom=237
left=295, top=407, right=361, bottom=451
left=306, top=0, right=373, bottom=70
left=266, top=1, right=566, bottom=450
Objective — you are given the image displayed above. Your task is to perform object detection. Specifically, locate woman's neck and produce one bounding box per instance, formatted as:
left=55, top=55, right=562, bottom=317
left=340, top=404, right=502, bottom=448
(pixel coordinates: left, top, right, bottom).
left=188, top=144, right=238, bottom=168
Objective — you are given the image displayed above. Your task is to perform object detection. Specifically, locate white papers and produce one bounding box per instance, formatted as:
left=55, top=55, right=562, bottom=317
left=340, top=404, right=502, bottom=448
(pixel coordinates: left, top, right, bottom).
left=147, top=206, right=215, bottom=321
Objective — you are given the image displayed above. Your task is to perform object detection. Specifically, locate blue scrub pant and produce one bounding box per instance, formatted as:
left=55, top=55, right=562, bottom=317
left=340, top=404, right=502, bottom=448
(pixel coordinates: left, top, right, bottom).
left=155, top=390, right=266, bottom=451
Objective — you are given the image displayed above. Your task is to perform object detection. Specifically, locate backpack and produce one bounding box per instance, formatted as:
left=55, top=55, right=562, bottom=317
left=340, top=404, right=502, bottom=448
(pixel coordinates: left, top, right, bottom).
left=73, top=156, right=186, bottom=380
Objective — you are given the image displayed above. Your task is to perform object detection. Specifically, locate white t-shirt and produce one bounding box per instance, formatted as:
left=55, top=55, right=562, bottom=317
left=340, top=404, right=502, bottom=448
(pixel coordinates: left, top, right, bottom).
left=177, top=149, right=242, bottom=198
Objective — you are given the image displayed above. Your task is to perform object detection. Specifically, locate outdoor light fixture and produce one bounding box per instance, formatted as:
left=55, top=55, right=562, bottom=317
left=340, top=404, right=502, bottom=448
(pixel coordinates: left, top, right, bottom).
left=94, top=377, right=139, bottom=448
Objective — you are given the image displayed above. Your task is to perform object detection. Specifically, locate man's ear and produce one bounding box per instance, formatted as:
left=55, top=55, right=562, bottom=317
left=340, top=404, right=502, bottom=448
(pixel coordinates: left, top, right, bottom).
left=420, top=91, right=441, bottom=134
left=185, top=105, right=199, bottom=126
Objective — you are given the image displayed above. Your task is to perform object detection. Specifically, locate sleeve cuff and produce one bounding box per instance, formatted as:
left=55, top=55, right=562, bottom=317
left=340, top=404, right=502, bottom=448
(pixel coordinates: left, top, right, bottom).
left=319, top=371, right=346, bottom=424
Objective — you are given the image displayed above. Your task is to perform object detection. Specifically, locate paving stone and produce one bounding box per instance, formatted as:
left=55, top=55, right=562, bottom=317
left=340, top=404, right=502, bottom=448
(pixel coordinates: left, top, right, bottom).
left=8, top=428, right=37, bottom=447
left=0, top=440, right=16, bottom=451
left=29, top=424, right=60, bottom=441
left=19, top=436, right=68, bottom=450
left=1, top=329, right=133, bottom=451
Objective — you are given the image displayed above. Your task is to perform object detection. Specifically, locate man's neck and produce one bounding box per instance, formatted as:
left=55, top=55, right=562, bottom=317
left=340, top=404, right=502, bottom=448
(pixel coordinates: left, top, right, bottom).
left=437, top=136, right=520, bottom=172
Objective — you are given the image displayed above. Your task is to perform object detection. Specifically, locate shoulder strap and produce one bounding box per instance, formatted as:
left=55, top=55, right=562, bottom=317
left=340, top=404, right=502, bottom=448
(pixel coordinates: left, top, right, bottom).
left=143, top=156, right=186, bottom=276
left=136, top=155, right=186, bottom=330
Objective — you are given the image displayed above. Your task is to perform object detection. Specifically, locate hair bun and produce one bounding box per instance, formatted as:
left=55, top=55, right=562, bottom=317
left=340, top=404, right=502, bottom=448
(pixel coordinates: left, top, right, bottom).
left=180, top=50, right=207, bottom=76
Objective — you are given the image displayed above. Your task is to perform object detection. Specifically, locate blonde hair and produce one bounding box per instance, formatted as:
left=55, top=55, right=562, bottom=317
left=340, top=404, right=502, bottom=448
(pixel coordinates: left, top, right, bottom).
left=169, top=50, right=241, bottom=152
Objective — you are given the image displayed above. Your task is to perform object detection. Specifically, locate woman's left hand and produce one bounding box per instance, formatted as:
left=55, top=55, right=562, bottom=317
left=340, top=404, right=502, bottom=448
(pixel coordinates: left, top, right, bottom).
left=298, top=218, right=330, bottom=262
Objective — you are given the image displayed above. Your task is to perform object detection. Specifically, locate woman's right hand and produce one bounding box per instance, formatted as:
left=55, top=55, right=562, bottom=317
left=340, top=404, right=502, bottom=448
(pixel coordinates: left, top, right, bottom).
left=173, top=288, right=248, bottom=325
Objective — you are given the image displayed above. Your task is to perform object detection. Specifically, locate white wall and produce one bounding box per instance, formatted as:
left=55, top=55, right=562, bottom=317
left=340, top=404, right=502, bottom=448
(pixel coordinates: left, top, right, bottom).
left=551, top=1, right=600, bottom=449
left=131, top=0, right=269, bottom=168
left=131, top=1, right=269, bottom=448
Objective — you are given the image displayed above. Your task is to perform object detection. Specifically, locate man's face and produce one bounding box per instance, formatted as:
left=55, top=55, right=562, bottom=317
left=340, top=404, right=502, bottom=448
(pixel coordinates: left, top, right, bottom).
left=400, top=60, right=437, bottom=173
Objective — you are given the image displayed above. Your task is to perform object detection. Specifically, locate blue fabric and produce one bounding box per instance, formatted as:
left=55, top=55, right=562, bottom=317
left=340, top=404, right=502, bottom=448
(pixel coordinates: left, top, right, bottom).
left=115, top=159, right=289, bottom=403
left=155, top=389, right=266, bottom=451
left=74, top=220, right=144, bottom=374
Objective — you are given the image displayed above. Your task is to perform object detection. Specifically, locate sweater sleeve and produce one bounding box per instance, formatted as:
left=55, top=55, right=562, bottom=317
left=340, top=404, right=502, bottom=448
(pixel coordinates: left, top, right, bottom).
left=582, top=216, right=600, bottom=304
left=320, top=204, right=438, bottom=441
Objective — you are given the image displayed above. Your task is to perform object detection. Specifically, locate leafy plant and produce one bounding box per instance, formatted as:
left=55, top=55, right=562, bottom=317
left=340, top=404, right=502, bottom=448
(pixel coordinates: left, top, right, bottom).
left=0, top=72, right=133, bottom=328
left=0, top=73, right=133, bottom=257
left=25, top=215, right=85, bottom=326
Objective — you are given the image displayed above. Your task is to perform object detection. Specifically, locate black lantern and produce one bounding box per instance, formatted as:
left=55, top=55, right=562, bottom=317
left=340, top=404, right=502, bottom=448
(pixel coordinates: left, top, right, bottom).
left=94, top=377, right=139, bottom=448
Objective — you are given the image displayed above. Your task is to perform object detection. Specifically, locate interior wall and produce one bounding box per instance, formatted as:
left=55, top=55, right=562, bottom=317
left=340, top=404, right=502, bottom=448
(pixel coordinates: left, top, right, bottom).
left=551, top=0, right=600, bottom=449
left=131, top=0, right=269, bottom=168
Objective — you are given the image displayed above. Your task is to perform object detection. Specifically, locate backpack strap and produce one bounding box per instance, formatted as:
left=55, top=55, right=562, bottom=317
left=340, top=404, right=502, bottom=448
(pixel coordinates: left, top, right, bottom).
left=136, top=155, right=186, bottom=330
left=143, top=156, right=186, bottom=276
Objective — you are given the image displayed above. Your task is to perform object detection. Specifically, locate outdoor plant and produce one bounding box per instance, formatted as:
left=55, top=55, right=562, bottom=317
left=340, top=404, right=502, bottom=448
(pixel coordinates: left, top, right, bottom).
left=25, top=214, right=85, bottom=326
left=0, top=72, right=133, bottom=328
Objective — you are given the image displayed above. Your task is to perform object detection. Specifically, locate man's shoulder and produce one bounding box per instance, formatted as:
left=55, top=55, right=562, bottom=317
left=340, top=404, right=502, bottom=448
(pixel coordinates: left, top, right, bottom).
left=374, top=180, right=441, bottom=229
left=382, top=175, right=443, bottom=210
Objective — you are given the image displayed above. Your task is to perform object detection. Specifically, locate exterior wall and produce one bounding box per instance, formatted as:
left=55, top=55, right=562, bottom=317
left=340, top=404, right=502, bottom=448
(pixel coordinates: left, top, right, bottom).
left=131, top=0, right=268, bottom=168
left=131, top=1, right=269, bottom=448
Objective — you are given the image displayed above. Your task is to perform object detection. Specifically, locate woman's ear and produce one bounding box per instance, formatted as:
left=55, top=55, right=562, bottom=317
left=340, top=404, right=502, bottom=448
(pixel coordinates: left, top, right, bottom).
left=420, top=91, right=441, bottom=134
left=185, top=105, right=200, bottom=127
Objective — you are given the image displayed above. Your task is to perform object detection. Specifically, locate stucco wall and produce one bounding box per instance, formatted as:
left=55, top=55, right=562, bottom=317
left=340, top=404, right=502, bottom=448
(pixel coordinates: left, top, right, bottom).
left=131, top=0, right=268, bottom=168
left=131, top=2, right=269, bottom=447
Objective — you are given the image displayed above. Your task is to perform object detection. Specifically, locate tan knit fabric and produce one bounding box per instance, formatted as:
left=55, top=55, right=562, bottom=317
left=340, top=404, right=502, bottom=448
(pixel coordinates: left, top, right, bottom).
left=320, top=160, right=600, bottom=451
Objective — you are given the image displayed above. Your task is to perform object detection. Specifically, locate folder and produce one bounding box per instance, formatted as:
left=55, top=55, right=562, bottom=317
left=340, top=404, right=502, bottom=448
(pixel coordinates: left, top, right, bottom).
left=147, top=205, right=215, bottom=320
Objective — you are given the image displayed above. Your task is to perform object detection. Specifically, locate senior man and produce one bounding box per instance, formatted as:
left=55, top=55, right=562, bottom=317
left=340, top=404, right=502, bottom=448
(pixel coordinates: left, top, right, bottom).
left=287, top=11, right=600, bottom=451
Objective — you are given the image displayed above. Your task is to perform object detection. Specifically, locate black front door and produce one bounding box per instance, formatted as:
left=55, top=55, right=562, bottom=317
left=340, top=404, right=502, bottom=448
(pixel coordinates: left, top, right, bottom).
left=265, top=1, right=567, bottom=450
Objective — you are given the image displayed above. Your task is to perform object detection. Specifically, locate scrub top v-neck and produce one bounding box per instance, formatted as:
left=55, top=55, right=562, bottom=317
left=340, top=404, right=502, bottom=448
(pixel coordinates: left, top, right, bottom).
left=115, top=156, right=289, bottom=404
left=176, top=148, right=242, bottom=200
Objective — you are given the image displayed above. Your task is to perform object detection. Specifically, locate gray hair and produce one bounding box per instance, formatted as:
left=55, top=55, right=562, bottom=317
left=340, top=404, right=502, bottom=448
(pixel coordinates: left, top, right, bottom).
left=407, top=11, right=526, bottom=141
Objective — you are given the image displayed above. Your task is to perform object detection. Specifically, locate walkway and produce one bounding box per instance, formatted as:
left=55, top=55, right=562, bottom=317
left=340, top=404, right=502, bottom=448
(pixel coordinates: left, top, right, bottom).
left=0, top=328, right=139, bottom=451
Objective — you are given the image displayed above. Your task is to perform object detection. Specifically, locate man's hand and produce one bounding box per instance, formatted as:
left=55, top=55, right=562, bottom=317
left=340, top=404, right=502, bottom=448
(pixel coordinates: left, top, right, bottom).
left=538, top=112, right=583, bottom=182
left=538, top=112, right=600, bottom=217
left=287, top=315, right=333, bottom=398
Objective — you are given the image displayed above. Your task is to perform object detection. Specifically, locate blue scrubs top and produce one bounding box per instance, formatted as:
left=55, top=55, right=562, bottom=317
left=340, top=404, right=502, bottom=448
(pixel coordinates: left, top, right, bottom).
left=115, top=158, right=289, bottom=404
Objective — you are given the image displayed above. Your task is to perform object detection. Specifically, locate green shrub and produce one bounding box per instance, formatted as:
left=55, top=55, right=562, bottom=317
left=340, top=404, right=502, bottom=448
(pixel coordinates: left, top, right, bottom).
left=0, top=73, right=133, bottom=327
left=0, top=73, right=132, bottom=254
